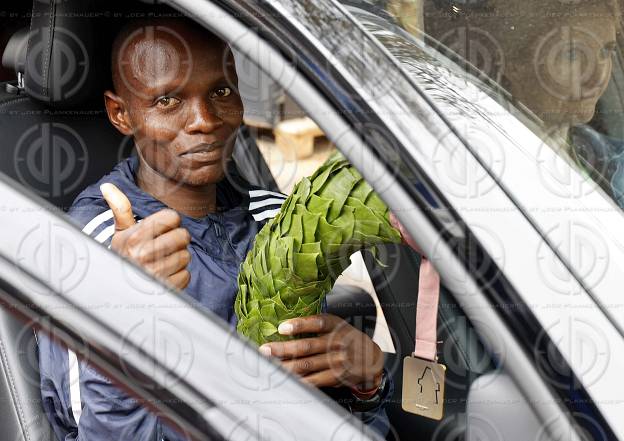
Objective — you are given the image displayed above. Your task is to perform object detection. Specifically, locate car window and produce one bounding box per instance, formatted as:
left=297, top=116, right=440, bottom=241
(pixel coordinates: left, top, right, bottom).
left=342, top=0, right=624, bottom=213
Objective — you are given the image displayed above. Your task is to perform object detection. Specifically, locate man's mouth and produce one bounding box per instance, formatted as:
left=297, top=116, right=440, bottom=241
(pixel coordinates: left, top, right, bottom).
left=180, top=143, right=224, bottom=163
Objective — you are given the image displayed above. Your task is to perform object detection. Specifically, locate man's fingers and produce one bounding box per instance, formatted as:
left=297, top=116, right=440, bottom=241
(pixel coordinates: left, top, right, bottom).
left=281, top=352, right=345, bottom=377
left=100, top=183, right=136, bottom=231
left=167, top=269, right=191, bottom=290
left=131, top=209, right=182, bottom=241
left=131, top=228, right=191, bottom=262
left=301, top=369, right=344, bottom=388
left=259, top=336, right=328, bottom=359
left=145, top=249, right=191, bottom=278
left=277, top=314, right=343, bottom=336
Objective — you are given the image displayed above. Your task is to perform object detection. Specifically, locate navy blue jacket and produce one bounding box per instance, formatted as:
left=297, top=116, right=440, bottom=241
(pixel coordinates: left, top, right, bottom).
left=38, top=156, right=390, bottom=440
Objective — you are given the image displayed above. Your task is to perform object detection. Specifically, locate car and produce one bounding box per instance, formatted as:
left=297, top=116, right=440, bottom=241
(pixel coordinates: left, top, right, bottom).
left=0, top=0, right=622, bottom=440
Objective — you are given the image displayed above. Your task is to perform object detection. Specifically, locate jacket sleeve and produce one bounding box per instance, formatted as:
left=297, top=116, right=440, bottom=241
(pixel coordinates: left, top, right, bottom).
left=76, top=361, right=190, bottom=441
left=38, top=333, right=188, bottom=441
left=39, top=194, right=184, bottom=440
left=353, top=370, right=394, bottom=438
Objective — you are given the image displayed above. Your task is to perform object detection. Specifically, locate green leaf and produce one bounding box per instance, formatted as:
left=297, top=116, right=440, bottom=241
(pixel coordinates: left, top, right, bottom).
left=294, top=252, right=320, bottom=282
left=260, top=322, right=278, bottom=337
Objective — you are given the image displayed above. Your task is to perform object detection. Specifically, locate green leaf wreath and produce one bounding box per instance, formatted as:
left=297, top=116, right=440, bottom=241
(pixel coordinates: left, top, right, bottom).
left=235, top=152, right=401, bottom=345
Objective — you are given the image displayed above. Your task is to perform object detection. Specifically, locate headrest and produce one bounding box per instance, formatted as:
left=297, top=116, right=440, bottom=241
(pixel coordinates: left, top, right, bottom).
left=10, top=0, right=184, bottom=108
left=1, top=27, right=28, bottom=77
left=22, top=0, right=101, bottom=108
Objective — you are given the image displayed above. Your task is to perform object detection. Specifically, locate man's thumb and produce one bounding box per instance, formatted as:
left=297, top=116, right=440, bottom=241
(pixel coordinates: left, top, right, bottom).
left=100, top=183, right=136, bottom=231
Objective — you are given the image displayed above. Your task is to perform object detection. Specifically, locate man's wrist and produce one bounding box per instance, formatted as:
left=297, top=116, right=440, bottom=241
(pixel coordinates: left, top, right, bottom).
left=350, top=371, right=384, bottom=400
left=348, top=370, right=388, bottom=413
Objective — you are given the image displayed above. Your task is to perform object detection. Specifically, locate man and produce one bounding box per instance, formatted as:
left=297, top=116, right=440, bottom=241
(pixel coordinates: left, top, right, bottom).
left=425, top=0, right=619, bottom=128
left=38, top=14, right=392, bottom=440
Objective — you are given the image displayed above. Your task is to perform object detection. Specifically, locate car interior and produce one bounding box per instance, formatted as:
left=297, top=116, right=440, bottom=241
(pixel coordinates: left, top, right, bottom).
left=0, top=1, right=520, bottom=441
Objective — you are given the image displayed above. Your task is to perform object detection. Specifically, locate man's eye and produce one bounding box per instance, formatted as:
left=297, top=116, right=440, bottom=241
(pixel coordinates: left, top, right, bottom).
left=210, top=87, right=232, bottom=99
left=156, top=96, right=180, bottom=108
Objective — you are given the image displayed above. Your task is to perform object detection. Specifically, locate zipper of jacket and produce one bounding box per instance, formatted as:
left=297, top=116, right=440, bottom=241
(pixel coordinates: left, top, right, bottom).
left=213, top=217, right=223, bottom=237
left=213, top=213, right=238, bottom=258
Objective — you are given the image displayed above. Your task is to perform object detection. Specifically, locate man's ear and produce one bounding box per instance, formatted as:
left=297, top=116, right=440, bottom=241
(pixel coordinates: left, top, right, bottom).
left=104, top=90, right=133, bottom=136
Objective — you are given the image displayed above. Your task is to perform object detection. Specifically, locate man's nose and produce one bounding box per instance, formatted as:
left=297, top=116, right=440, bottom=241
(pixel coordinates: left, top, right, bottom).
left=185, top=99, right=224, bottom=134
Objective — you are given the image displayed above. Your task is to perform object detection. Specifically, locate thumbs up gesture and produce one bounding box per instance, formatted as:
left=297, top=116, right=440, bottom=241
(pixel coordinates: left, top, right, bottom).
left=100, top=183, right=192, bottom=290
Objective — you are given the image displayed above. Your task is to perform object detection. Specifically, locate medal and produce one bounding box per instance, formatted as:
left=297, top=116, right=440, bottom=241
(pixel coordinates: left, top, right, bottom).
left=402, top=355, right=446, bottom=420
left=400, top=258, right=445, bottom=420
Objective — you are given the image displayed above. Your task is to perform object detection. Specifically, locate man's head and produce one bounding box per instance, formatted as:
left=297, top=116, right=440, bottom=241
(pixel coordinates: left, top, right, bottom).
left=104, top=17, right=243, bottom=187
left=426, top=0, right=620, bottom=126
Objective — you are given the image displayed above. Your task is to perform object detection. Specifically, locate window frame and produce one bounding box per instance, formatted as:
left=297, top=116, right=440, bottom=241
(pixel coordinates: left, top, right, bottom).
left=177, top=0, right=623, bottom=438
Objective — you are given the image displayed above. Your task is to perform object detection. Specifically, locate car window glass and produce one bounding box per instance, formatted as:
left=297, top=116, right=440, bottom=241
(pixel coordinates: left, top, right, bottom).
left=342, top=0, right=624, bottom=213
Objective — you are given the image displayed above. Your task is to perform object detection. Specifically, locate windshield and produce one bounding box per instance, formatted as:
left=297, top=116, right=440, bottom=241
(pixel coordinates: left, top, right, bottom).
left=341, top=0, right=624, bottom=212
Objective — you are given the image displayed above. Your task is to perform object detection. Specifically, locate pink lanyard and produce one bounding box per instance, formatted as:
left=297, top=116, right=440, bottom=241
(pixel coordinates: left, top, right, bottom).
left=388, top=212, right=441, bottom=360
left=414, top=257, right=440, bottom=361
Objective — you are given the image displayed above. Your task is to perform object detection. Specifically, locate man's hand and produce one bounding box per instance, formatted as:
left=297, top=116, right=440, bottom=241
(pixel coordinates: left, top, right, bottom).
left=100, top=183, right=192, bottom=290
left=258, top=314, right=384, bottom=389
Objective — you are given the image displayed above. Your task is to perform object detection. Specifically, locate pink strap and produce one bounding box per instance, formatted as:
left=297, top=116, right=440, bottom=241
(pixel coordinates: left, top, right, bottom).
left=413, top=257, right=441, bottom=361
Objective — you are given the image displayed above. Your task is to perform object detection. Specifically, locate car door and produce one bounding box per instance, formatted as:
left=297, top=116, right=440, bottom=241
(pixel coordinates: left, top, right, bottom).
left=177, top=0, right=624, bottom=440
left=0, top=161, right=379, bottom=440
left=1, top=0, right=622, bottom=440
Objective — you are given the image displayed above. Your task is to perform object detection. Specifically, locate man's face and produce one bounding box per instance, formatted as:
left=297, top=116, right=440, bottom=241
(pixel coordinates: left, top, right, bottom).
left=507, top=11, right=617, bottom=126
left=107, top=21, right=244, bottom=186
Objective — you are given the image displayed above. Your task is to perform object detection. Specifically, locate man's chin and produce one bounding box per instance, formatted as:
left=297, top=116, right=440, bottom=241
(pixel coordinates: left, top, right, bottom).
left=540, top=104, right=597, bottom=126
left=177, top=165, right=227, bottom=186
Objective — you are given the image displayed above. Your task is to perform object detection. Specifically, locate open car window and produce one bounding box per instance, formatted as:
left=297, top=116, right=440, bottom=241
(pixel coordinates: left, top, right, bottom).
left=238, top=82, right=397, bottom=351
